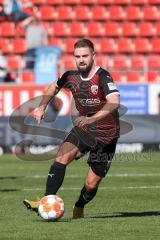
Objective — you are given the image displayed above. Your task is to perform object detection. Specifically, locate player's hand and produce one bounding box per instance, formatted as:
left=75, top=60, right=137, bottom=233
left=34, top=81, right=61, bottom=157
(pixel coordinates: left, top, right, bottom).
left=74, top=116, right=94, bottom=128
left=33, top=107, right=45, bottom=124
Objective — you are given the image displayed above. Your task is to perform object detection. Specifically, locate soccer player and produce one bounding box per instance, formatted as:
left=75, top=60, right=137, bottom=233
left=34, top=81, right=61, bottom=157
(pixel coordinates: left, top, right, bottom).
left=23, top=39, right=120, bottom=219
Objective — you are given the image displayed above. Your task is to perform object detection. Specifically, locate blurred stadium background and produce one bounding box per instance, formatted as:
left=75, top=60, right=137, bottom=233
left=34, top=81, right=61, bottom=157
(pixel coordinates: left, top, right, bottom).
left=0, top=0, right=160, bottom=155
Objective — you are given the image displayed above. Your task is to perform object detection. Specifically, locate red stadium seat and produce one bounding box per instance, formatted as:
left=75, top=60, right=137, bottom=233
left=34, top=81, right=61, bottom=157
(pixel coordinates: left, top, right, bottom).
left=134, top=38, right=151, bottom=53
left=52, top=22, right=70, bottom=37
left=48, top=38, right=64, bottom=50
left=122, top=22, right=139, bottom=37
left=81, top=0, right=97, bottom=3
left=92, top=6, right=109, bottom=21
left=113, top=55, right=130, bottom=69
left=63, top=0, right=80, bottom=4
left=39, top=6, right=57, bottom=20
left=61, top=54, right=76, bottom=70
left=108, top=6, right=126, bottom=20
left=0, top=38, right=12, bottom=54
left=139, top=22, right=156, bottom=37
left=144, top=6, right=160, bottom=20
left=105, top=22, right=120, bottom=37
left=97, top=0, right=114, bottom=3
left=31, top=0, right=45, bottom=4
left=70, top=22, right=87, bottom=37
left=48, top=0, right=63, bottom=4
left=126, top=71, right=143, bottom=83
left=65, top=38, right=78, bottom=53
left=147, top=71, right=160, bottom=83
left=88, top=38, right=101, bottom=53
left=15, top=23, right=25, bottom=37
left=148, top=55, right=160, bottom=69
left=95, top=55, right=112, bottom=69
left=117, top=38, right=134, bottom=53
left=131, top=0, right=147, bottom=4
left=115, top=0, right=130, bottom=4
left=87, top=22, right=105, bottom=37
left=21, top=71, right=35, bottom=83
left=148, top=0, right=160, bottom=4
left=41, top=22, right=53, bottom=36
left=155, top=22, right=160, bottom=36
left=12, top=39, right=26, bottom=54
left=126, top=6, right=143, bottom=20
left=8, top=56, right=23, bottom=70
left=74, top=6, right=92, bottom=20
left=0, top=22, right=15, bottom=37
left=131, top=55, right=145, bottom=69
left=57, top=6, right=75, bottom=21
left=100, top=39, right=117, bottom=53
left=152, top=39, right=160, bottom=53
left=110, top=71, right=123, bottom=83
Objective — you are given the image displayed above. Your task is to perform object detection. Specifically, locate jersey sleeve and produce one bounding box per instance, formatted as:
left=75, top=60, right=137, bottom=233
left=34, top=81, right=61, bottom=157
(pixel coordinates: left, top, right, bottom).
left=99, top=70, right=120, bottom=97
left=56, top=71, right=69, bottom=89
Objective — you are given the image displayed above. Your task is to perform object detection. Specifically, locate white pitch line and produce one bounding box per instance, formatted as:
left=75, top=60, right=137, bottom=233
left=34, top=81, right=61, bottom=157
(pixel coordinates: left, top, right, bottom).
left=23, top=186, right=160, bottom=191
left=24, top=173, right=160, bottom=179
left=109, top=173, right=160, bottom=177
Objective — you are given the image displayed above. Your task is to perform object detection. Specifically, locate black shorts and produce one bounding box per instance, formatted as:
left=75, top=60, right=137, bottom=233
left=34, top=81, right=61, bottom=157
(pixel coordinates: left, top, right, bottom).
left=64, top=127, right=118, bottom=178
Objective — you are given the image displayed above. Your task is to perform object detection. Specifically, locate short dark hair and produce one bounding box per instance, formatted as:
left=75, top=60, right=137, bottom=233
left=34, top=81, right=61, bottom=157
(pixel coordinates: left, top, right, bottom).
left=74, top=39, right=94, bottom=51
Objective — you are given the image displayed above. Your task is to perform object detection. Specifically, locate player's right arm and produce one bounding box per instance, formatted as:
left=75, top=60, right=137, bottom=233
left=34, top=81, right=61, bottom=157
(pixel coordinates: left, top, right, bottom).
left=34, top=83, right=60, bottom=124
left=34, top=71, right=69, bottom=124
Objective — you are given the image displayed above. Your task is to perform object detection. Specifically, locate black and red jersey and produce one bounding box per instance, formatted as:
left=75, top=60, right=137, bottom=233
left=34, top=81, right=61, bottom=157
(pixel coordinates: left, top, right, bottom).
left=56, top=67, right=120, bottom=144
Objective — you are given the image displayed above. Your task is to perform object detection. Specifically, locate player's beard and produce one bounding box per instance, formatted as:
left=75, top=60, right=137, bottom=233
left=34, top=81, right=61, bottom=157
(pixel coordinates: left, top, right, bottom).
left=77, top=60, right=94, bottom=74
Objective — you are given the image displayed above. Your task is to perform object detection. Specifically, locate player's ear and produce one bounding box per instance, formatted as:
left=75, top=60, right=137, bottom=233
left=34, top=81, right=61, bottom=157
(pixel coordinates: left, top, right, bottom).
left=93, top=51, right=95, bottom=60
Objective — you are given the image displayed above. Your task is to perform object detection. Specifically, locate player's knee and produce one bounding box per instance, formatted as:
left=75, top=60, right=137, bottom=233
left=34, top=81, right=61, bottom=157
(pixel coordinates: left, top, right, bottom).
left=85, top=178, right=101, bottom=191
left=55, top=155, right=69, bottom=165
left=55, top=152, right=74, bottom=165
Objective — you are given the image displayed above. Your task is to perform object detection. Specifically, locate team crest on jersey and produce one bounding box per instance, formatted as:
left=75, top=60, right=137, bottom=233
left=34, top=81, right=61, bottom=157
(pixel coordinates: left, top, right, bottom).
left=91, top=85, right=98, bottom=95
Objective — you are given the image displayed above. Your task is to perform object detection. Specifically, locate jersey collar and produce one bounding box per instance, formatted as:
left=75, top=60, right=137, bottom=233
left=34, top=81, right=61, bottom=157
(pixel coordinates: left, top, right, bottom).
left=80, top=66, right=100, bottom=81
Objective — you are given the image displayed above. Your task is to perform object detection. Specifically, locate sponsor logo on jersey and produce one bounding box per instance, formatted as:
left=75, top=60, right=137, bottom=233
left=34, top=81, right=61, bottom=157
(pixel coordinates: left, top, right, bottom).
left=78, top=98, right=100, bottom=106
left=91, top=85, right=98, bottom=95
left=107, top=82, right=117, bottom=91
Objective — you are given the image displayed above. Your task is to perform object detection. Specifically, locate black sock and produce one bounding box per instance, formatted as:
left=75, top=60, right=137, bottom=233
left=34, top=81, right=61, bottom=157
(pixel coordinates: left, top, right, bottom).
left=75, top=186, right=98, bottom=208
left=45, top=162, right=66, bottom=196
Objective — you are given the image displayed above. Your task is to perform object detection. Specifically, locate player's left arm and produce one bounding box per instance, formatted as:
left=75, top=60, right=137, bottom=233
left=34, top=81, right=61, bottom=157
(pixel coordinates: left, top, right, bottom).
left=93, top=70, right=120, bottom=122
left=75, top=93, right=120, bottom=127
left=88, top=93, right=120, bottom=123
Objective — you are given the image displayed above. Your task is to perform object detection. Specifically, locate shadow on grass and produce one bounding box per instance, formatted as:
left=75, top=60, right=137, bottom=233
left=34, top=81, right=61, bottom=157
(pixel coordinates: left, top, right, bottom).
left=29, top=211, right=160, bottom=223
left=0, top=176, right=22, bottom=180
left=0, top=189, right=20, bottom=192
left=86, top=211, right=160, bottom=219
left=32, top=211, right=160, bottom=223
left=34, top=218, right=72, bottom=223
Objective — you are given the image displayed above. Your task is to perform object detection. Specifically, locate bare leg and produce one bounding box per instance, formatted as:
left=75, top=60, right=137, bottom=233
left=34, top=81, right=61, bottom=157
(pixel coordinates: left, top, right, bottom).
left=56, top=141, right=81, bottom=165
left=85, top=168, right=102, bottom=191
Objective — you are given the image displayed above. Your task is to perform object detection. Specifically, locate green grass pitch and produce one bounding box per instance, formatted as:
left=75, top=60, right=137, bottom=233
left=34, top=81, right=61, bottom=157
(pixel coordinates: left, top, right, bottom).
left=0, top=152, right=160, bottom=240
